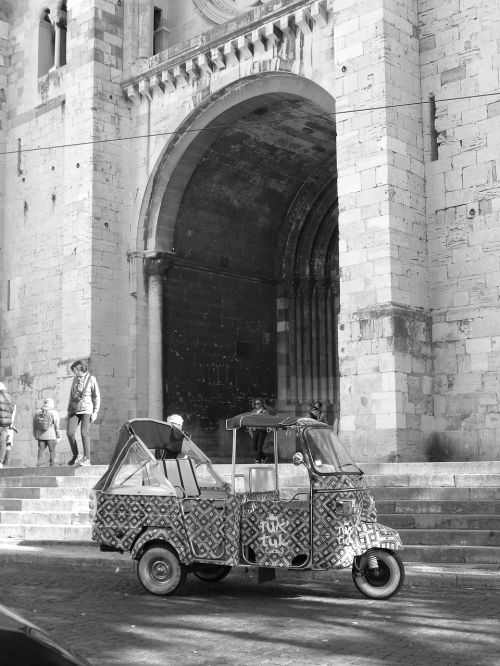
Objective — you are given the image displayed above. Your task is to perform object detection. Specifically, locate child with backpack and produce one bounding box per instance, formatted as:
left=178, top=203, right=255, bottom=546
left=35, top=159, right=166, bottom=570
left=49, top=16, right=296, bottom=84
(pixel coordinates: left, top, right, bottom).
left=33, top=397, right=61, bottom=467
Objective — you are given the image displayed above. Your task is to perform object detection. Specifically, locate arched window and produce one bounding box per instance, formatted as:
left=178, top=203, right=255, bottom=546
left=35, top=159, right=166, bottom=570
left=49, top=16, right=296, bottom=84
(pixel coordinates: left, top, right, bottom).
left=38, top=8, right=55, bottom=77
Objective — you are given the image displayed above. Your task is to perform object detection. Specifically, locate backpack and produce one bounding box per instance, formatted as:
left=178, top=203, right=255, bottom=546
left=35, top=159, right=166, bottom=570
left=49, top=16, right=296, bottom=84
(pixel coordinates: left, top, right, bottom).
left=34, top=408, right=53, bottom=432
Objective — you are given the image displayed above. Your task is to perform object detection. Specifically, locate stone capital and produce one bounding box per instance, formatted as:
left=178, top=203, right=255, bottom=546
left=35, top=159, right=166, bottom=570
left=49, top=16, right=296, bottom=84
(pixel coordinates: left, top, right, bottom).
left=144, top=252, right=176, bottom=277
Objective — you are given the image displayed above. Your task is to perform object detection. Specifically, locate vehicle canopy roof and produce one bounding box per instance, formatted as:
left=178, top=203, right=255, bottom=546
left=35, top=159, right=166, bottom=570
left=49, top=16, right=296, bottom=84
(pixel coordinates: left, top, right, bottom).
left=93, top=418, right=209, bottom=492
left=225, top=412, right=323, bottom=430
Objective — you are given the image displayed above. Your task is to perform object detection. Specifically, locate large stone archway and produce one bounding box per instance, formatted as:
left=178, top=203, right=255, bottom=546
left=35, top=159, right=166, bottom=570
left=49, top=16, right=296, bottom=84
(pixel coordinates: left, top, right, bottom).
left=141, top=74, right=338, bottom=458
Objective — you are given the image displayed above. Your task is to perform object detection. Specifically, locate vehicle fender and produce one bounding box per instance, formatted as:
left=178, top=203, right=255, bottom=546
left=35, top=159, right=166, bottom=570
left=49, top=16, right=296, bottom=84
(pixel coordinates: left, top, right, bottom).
left=131, top=528, right=193, bottom=563
left=357, top=521, right=403, bottom=552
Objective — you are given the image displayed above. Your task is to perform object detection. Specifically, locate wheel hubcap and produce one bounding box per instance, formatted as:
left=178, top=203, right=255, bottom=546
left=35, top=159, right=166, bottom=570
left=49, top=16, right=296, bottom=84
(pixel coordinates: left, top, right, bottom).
left=151, top=559, right=172, bottom=582
left=365, top=561, right=390, bottom=586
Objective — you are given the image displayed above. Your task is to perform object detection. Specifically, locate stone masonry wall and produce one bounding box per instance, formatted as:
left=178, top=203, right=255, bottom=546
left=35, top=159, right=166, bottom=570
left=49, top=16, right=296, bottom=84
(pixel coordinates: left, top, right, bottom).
left=334, top=0, right=430, bottom=462
left=421, top=0, right=500, bottom=460
left=2, top=0, right=499, bottom=464
left=0, top=1, right=132, bottom=464
left=0, top=9, right=8, bottom=322
left=87, top=2, right=136, bottom=460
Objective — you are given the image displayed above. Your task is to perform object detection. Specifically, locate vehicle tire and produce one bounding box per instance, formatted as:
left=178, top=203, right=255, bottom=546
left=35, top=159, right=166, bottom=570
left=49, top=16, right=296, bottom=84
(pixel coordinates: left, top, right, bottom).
left=137, top=545, right=187, bottom=596
left=352, top=549, right=405, bottom=600
left=193, top=564, right=232, bottom=582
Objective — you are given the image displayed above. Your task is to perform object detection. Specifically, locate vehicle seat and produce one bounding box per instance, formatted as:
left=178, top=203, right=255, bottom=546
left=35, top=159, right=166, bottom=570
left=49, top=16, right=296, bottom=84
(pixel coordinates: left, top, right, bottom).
left=163, top=458, right=200, bottom=498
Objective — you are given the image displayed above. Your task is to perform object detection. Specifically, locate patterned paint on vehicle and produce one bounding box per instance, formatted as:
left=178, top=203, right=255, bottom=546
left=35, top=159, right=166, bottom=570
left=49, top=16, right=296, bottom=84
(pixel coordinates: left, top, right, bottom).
left=311, top=473, right=402, bottom=569
left=241, top=499, right=310, bottom=567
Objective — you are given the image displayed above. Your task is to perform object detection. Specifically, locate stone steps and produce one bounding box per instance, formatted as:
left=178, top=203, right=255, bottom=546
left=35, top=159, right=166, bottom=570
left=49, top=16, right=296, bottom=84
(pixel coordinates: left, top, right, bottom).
left=0, top=463, right=497, bottom=565
left=0, top=487, right=93, bottom=499
left=0, top=510, right=90, bottom=526
left=371, top=486, right=500, bottom=500
left=0, top=466, right=107, bottom=478
left=0, top=475, right=102, bottom=488
left=375, top=499, right=500, bottom=515
left=0, top=498, right=91, bottom=512
left=0, top=524, right=91, bottom=540
left=366, top=474, right=500, bottom=488
left=400, top=529, right=500, bottom=547
left=403, top=545, right=500, bottom=565
left=378, top=513, right=500, bottom=531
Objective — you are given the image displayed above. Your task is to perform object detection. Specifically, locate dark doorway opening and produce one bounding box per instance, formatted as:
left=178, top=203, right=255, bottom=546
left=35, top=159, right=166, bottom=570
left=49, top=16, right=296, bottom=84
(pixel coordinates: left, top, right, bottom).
left=157, top=92, right=338, bottom=459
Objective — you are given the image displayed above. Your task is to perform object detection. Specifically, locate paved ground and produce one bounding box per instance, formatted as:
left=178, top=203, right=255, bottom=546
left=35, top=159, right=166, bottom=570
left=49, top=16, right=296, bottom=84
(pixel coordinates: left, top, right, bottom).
left=1, top=558, right=499, bottom=666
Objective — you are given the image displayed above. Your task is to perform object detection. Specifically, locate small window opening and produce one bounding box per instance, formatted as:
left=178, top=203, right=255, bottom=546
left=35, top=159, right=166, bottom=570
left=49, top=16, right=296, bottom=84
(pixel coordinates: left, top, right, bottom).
left=153, top=6, right=168, bottom=55
left=38, top=8, right=55, bottom=77
left=429, top=94, right=438, bottom=162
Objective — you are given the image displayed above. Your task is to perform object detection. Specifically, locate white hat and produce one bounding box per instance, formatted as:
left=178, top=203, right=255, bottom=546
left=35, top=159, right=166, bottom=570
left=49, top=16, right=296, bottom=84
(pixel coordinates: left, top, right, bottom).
left=166, top=414, right=183, bottom=429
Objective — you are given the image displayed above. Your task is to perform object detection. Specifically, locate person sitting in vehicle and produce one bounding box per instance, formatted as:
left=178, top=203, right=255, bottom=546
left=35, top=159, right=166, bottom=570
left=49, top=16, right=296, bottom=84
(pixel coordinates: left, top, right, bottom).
left=154, top=414, right=184, bottom=460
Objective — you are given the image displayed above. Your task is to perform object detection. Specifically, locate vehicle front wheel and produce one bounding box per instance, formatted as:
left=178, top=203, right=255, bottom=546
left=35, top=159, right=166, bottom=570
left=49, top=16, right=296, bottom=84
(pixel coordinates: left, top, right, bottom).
left=137, top=546, right=186, bottom=596
left=352, top=549, right=405, bottom=600
left=193, top=564, right=232, bottom=582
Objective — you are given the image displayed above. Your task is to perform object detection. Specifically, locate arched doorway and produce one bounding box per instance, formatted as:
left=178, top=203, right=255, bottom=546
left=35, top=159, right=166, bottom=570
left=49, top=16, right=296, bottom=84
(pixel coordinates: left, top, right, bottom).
left=143, top=74, right=339, bottom=458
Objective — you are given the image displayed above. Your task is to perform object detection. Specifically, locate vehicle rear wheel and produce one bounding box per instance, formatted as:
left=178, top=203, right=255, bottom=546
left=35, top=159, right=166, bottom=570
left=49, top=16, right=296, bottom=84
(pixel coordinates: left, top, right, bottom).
left=352, top=549, right=405, bottom=600
left=193, top=564, right=232, bottom=582
left=137, top=546, right=186, bottom=596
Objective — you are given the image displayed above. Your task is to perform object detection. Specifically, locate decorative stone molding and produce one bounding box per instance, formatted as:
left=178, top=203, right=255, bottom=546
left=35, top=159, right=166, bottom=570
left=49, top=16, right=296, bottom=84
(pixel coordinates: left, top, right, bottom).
left=193, top=0, right=265, bottom=25
left=123, top=0, right=329, bottom=103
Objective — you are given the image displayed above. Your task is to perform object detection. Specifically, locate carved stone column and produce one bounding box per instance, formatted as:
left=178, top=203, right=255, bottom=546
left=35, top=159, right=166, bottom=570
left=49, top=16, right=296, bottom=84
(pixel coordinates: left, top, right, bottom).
left=144, top=253, right=173, bottom=419
left=54, top=10, right=67, bottom=68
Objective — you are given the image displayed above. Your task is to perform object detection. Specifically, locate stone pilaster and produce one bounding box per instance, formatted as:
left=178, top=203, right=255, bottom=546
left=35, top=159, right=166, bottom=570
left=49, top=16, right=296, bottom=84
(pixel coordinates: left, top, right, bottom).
left=334, top=0, right=430, bottom=461
left=144, top=252, right=174, bottom=419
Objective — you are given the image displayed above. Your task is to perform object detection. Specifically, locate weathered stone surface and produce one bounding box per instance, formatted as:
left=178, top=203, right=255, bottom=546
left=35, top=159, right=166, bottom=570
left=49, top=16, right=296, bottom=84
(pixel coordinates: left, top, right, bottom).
left=0, top=0, right=499, bottom=464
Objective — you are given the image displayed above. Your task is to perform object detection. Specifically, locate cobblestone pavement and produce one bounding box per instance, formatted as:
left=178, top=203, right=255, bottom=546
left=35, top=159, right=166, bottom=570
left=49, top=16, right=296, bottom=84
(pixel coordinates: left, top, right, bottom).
left=1, top=562, right=499, bottom=666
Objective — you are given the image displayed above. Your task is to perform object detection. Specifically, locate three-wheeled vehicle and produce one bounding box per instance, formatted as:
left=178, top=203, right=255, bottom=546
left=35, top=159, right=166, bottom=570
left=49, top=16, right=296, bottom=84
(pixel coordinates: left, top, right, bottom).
left=91, top=415, right=405, bottom=599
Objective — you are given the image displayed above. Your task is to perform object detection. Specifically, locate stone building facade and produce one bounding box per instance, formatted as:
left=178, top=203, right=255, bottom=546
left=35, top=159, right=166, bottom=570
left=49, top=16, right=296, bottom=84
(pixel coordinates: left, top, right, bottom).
left=0, top=0, right=499, bottom=464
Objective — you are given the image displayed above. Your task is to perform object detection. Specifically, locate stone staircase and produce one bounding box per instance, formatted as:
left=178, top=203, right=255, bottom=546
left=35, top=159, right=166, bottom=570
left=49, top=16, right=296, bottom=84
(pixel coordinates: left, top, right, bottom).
left=363, top=462, right=500, bottom=565
left=0, top=462, right=499, bottom=564
left=0, top=466, right=104, bottom=540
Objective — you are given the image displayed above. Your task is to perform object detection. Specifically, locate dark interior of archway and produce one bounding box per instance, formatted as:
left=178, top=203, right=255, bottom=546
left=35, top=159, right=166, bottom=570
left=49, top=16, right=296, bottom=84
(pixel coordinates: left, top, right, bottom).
left=163, top=98, right=337, bottom=457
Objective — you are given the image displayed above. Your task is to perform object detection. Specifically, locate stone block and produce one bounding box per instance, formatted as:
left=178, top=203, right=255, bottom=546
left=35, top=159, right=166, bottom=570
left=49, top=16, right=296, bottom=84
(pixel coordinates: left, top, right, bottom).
left=465, top=337, right=492, bottom=354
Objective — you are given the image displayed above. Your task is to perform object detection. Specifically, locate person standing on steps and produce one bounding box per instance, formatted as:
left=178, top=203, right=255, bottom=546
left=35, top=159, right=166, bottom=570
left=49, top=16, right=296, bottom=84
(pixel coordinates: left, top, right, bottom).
left=66, top=359, right=100, bottom=466
left=0, top=381, right=15, bottom=469
left=33, top=397, right=61, bottom=467
left=2, top=403, right=17, bottom=467
left=249, top=398, right=268, bottom=464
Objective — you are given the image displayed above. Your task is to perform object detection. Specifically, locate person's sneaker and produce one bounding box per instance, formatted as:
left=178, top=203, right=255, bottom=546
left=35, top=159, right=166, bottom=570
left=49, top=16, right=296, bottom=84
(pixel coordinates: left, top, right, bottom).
left=79, top=456, right=91, bottom=466
left=76, top=454, right=84, bottom=463
left=68, top=456, right=77, bottom=466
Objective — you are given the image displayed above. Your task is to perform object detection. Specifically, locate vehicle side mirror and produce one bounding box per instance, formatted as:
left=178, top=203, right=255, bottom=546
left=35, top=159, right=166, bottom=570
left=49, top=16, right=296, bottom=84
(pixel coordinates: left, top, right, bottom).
left=292, top=452, right=304, bottom=466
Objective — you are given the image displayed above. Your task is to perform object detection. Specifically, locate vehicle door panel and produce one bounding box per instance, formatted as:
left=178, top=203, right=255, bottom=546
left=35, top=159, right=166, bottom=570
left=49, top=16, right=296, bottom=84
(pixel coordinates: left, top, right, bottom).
left=241, top=499, right=310, bottom=568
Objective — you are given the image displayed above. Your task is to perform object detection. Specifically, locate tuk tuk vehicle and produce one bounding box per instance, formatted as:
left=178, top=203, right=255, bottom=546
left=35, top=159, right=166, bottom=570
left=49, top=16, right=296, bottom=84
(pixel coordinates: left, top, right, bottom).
left=90, top=415, right=405, bottom=600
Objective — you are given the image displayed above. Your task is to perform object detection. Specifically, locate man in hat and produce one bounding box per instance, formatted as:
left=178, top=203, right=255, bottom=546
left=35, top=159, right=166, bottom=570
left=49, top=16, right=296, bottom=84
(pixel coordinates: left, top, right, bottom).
left=0, top=381, right=15, bottom=469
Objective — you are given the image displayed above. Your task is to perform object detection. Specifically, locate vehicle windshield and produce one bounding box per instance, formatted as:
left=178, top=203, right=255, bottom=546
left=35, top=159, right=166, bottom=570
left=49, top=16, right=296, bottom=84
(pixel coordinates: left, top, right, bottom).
left=303, top=427, right=362, bottom=475
left=112, top=441, right=169, bottom=488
